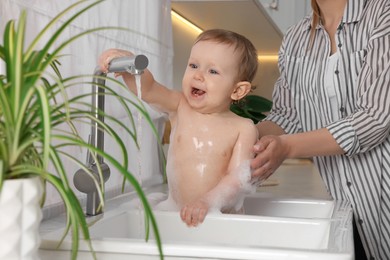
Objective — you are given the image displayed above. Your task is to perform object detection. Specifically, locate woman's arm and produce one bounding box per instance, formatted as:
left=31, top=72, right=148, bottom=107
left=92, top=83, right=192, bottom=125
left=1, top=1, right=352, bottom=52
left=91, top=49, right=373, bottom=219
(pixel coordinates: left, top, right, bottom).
left=251, top=127, right=344, bottom=180
left=256, top=120, right=286, bottom=137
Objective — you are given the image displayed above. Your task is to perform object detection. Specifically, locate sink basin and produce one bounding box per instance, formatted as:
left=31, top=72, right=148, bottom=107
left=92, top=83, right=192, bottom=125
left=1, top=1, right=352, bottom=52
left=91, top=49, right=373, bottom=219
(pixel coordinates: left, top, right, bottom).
left=89, top=210, right=330, bottom=249
left=243, top=195, right=335, bottom=218
left=118, top=184, right=336, bottom=219
left=40, top=200, right=353, bottom=260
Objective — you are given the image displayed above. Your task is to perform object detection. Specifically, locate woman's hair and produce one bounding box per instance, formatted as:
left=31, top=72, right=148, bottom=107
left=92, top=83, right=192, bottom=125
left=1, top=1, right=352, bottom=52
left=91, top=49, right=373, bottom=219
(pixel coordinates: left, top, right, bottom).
left=194, top=29, right=258, bottom=83
left=310, top=0, right=321, bottom=46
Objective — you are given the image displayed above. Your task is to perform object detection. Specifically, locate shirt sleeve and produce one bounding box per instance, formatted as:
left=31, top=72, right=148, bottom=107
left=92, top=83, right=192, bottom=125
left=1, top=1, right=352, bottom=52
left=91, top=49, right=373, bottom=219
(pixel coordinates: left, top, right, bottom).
left=265, top=27, right=303, bottom=135
left=327, top=2, right=390, bottom=156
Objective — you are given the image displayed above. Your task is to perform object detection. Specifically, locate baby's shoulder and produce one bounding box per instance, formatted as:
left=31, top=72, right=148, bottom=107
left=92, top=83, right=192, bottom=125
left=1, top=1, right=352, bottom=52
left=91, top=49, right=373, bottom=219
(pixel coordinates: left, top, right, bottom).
left=231, top=113, right=254, bottom=125
left=231, top=115, right=258, bottom=136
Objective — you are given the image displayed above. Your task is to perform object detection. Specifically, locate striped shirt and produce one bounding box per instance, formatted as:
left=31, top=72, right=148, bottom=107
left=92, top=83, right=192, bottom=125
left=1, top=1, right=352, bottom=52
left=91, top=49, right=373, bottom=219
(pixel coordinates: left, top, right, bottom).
left=265, top=0, right=390, bottom=259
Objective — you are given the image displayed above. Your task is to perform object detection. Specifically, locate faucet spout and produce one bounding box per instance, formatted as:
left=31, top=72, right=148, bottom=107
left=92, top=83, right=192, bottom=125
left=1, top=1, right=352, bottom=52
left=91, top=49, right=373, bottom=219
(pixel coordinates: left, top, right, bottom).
left=108, top=55, right=149, bottom=75
left=74, top=54, right=149, bottom=216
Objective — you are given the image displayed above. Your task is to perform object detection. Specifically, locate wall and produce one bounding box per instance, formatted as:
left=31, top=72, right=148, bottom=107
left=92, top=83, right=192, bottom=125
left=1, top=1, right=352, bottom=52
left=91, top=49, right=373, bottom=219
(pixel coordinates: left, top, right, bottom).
left=258, top=0, right=311, bottom=35
left=171, top=13, right=198, bottom=92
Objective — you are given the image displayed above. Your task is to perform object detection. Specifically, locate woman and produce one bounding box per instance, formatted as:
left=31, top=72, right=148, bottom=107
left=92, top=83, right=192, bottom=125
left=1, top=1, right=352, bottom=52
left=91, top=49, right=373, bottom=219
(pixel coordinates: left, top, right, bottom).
left=251, top=0, right=390, bottom=259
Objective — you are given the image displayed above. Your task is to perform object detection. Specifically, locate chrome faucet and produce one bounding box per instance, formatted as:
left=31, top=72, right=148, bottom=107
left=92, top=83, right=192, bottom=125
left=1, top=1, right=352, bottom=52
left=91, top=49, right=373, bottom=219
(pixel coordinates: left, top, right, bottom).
left=74, top=54, right=149, bottom=216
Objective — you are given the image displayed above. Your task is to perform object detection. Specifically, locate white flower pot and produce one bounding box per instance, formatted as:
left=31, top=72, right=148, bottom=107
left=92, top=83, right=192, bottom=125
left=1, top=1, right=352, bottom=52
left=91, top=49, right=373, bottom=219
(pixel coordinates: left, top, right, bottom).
left=0, top=177, right=43, bottom=260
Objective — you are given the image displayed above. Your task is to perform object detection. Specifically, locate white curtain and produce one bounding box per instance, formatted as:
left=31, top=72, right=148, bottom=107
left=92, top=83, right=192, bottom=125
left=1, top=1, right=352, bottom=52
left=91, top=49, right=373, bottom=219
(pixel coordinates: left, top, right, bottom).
left=0, top=0, right=173, bottom=213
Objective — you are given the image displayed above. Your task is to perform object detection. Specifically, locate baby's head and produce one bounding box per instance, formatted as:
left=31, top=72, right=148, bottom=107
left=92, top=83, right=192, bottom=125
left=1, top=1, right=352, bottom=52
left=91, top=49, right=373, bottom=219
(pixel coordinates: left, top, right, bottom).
left=183, top=29, right=258, bottom=114
left=194, top=29, right=258, bottom=84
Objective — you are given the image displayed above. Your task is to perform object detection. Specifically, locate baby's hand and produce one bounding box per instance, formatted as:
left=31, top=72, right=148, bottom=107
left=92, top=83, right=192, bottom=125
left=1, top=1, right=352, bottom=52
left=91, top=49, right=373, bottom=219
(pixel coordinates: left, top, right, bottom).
left=180, top=199, right=209, bottom=227
left=98, top=48, right=134, bottom=73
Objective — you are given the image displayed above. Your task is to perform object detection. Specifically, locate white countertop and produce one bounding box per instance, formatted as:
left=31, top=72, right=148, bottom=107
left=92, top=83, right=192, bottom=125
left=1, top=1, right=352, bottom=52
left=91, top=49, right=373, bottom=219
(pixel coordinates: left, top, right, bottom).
left=258, top=159, right=332, bottom=200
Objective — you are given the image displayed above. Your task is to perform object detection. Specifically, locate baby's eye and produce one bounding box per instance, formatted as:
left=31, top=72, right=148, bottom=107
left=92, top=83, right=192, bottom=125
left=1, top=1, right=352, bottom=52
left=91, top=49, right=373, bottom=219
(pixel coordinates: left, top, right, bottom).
left=189, top=63, right=198, bottom=69
left=209, top=69, right=219, bottom=75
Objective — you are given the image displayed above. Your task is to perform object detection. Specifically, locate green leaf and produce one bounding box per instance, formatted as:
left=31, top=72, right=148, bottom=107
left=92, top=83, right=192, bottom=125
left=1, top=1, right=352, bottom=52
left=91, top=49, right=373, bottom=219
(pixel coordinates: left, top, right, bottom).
left=230, top=94, right=272, bottom=123
left=244, top=95, right=273, bottom=112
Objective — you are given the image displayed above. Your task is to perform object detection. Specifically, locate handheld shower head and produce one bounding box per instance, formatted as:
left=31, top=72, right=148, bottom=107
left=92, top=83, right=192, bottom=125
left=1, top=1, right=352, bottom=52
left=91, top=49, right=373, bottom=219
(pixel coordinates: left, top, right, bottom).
left=108, top=54, right=149, bottom=75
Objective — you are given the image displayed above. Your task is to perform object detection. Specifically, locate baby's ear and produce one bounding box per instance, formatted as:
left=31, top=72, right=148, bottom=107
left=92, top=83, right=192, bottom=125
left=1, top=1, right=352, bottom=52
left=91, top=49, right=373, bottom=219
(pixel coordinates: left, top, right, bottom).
left=231, top=81, right=251, bottom=101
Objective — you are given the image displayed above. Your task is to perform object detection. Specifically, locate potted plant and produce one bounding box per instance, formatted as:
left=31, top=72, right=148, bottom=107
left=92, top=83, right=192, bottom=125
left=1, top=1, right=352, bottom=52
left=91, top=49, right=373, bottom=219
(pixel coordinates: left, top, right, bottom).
left=0, top=1, right=162, bottom=259
left=230, top=94, right=273, bottom=124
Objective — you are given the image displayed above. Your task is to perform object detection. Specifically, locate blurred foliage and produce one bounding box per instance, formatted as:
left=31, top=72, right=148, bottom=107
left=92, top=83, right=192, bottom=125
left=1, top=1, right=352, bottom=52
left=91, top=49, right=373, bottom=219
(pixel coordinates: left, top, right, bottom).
left=230, top=94, right=272, bottom=124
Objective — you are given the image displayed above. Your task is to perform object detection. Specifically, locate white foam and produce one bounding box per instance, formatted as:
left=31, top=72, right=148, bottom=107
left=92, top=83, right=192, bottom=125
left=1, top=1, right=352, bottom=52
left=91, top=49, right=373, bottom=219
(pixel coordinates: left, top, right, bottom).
left=121, top=161, right=254, bottom=216
left=208, top=160, right=255, bottom=213
left=121, top=192, right=179, bottom=212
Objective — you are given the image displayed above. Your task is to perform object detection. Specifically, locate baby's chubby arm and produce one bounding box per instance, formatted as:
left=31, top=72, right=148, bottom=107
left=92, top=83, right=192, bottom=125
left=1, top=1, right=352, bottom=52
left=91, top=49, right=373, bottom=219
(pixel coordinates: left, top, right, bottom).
left=180, top=120, right=258, bottom=226
left=98, top=48, right=181, bottom=114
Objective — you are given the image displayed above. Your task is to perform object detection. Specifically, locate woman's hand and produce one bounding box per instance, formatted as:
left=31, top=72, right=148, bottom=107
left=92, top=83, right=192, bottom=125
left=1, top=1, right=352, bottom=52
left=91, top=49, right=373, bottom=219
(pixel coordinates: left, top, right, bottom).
left=250, top=135, right=289, bottom=183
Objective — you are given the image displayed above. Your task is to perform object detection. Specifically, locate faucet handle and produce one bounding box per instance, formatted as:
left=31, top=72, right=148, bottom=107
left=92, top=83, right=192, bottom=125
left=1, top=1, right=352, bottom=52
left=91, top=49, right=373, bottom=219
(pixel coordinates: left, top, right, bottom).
left=73, top=162, right=111, bottom=216
left=73, top=163, right=111, bottom=194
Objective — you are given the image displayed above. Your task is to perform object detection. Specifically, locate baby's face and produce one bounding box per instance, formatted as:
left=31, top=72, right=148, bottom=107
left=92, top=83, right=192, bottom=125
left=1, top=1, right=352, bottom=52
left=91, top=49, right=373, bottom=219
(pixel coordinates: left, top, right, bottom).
left=182, top=40, right=240, bottom=114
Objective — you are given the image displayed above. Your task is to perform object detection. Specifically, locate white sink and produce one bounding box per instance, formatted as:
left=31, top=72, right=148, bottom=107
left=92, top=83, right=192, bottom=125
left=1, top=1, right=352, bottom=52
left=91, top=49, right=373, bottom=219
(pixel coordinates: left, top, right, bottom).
left=89, top=210, right=330, bottom=249
left=243, top=195, right=335, bottom=218
left=119, top=185, right=336, bottom=219
left=40, top=192, right=354, bottom=260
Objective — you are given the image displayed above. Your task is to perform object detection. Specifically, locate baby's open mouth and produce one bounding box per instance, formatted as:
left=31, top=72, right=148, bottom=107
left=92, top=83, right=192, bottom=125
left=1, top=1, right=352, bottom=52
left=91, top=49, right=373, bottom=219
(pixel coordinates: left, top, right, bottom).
left=191, top=87, right=206, bottom=97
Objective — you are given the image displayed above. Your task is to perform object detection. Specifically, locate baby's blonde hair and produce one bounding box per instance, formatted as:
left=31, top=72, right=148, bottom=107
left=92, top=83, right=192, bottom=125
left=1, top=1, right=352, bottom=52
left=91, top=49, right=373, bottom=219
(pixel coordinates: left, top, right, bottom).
left=194, top=29, right=258, bottom=83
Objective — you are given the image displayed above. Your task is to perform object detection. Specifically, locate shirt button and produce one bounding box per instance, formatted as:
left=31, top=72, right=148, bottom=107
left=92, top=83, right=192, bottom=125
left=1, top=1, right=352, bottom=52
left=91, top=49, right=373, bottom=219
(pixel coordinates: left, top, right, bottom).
left=346, top=181, right=351, bottom=187
left=338, top=43, right=342, bottom=48
left=358, top=219, right=364, bottom=225
left=335, top=70, right=339, bottom=75
left=340, top=107, right=345, bottom=113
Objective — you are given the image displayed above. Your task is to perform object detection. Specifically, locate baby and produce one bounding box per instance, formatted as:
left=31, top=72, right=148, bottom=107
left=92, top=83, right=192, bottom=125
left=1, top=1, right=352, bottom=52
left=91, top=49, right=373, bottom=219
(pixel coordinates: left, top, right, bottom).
left=99, top=29, right=259, bottom=226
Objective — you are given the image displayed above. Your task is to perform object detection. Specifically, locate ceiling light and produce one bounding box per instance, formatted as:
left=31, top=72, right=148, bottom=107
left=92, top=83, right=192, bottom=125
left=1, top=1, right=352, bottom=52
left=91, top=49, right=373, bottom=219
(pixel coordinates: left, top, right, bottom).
left=258, top=55, right=279, bottom=62
left=171, top=10, right=278, bottom=63
left=171, top=10, right=203, bottom=34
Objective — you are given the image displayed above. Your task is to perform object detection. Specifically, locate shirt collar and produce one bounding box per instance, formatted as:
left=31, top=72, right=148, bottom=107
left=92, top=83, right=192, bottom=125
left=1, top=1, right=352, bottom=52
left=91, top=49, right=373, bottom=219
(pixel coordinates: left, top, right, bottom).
left=342, top=0, right=366, bottom=24
left=303, top=0, right=367, bottom=31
